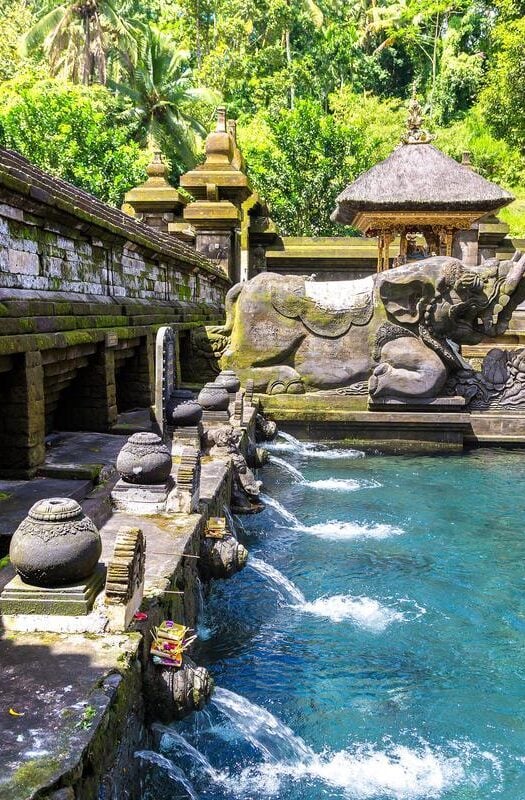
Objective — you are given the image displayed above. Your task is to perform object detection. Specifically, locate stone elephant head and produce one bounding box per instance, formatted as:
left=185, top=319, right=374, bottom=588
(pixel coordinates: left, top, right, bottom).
left=377, top=254, right=525, bottom=368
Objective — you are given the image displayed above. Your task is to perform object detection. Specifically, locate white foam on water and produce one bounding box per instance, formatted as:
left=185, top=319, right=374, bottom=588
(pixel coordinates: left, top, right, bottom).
left=268, top=431, right=365, bottom=460
left=269, top=457, right=379, bottom=491
left=296, top=519, right=404, bottom=540
left=249, top=556, right=420, bottom=630
left=231, top=743, right=469, bottom=799
left=207, top=690, right=496, bottom=797
left=305, top=477, right=381, bottom=491
left=151, top=689, right=498, bottom=800
left=300, top=594, right=406, bottom=630
left=262, top=494, right=403, bottom=540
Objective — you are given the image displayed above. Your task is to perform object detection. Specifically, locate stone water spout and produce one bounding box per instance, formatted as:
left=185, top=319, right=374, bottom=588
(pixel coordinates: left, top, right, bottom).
left=199, top=517, right=248, bottom=581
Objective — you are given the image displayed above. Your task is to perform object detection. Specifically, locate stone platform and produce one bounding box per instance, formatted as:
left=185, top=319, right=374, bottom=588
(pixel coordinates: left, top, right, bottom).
left=257, top=392, right=525, bottom=451
left=0, top=440, right=232, bottom=799
left=0, top=631, right=141, bottom=800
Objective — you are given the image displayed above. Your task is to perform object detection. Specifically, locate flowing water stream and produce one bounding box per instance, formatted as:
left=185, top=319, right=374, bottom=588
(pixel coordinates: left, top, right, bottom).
left=138, top=435, right=525, bottom=800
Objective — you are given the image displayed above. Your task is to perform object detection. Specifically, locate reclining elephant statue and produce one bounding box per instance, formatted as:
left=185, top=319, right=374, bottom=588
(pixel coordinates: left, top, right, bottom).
left=212, top=253, right=525, bottom=399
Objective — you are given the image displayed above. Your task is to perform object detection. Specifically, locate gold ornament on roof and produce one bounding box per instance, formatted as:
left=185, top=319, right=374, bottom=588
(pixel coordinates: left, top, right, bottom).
left=402, top=90, right=435, bottom=145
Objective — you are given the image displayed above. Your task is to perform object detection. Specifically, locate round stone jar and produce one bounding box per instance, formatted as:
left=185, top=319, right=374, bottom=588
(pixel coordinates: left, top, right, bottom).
left=116, top=432, right=172, bottom=484
left=10, top=498, right=102, bottom=587
left=166, top=397, right=203, bottom=427
left=214, top=369, right=241, bottom=394
left=197, top=382, right=230, bottom=411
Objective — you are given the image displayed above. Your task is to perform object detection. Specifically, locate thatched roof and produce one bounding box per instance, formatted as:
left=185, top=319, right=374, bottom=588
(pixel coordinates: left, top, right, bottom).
left=331, top=143, right=514, bottom=226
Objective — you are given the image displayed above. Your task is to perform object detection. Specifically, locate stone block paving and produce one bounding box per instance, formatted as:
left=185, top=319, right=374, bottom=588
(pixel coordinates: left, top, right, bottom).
left=0, top=631, right=139, bottom=800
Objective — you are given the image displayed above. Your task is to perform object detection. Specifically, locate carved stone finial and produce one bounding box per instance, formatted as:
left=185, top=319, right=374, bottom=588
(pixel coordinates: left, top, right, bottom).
left=402, top=88, right=435, bottom=145
left=216, top=106, right=227, bottom=132
left=146, top=149, right=169, bottom=180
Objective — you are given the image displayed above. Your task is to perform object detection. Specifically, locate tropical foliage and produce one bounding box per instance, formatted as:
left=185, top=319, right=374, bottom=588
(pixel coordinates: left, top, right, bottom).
left=0, top=75, right=148, bottom=204
left=110, top=29, right=218, bottom=172
left=0, top=0, right=524, bottom=233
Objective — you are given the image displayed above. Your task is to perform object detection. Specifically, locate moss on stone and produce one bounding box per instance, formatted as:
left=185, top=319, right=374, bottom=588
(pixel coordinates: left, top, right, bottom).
left=9, top=756, right=61, bottom=797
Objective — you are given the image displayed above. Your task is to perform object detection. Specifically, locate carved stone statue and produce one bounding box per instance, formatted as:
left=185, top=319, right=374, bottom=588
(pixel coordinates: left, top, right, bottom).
left=447, top=347, right=525, bottom=409
left=212, top=253, right=525, bottom=399
left=203, top=423, right=263, bottom=512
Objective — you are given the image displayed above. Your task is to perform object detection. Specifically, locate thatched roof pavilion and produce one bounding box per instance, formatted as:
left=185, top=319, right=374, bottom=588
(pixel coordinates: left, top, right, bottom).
left=331, top=95, right=513, bottom=271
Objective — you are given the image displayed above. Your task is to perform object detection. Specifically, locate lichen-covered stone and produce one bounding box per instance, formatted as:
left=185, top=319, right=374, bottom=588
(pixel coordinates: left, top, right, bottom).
left=9, top=498, right=102, bottom=587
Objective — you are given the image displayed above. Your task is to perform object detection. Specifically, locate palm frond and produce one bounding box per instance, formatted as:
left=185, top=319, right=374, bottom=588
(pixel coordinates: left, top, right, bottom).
left=22, top=6, right=67, bottom=55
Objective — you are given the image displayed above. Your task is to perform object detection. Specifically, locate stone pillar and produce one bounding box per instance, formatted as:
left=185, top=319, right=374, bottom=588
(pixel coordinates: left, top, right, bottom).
left=0, top=351, right=45, bottom=478
left=453, top=228, right=479, bottom=267
left=117, top=334, right=155, bottom=411
left=61, top=344, right=118, bottom=431
left=477, top=215, right=513, bottom=263
left=180, top=107, right=252, bottom=283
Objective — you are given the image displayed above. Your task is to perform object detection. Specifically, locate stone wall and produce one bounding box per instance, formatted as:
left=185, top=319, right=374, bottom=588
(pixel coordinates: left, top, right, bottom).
left=0, top=150, right=229, bottom=478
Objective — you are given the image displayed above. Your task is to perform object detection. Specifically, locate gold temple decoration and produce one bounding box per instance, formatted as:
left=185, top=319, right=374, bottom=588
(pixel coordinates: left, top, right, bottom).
left=401, top=89, right=435, bottom=145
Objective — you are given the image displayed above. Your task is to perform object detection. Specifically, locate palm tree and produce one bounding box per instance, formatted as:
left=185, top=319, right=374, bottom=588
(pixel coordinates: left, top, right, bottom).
left=23, top=0, right=138, bottom=84
left=110, top=30, right=218, bottom=169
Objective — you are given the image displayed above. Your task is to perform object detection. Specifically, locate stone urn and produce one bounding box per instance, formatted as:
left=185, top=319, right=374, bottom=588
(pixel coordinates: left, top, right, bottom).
left=10, top=498, right=102, bottom=587
left=197, top=382, right=230, bottom=411
left=116, top=432, right=172, bottom=485
left=214, top=369, right=241, bottom=394
left=166, top=397, right=203, bottom=427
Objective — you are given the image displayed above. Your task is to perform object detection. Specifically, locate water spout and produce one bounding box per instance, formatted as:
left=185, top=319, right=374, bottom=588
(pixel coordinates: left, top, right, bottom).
left=135, top=750, right=200, bottom=799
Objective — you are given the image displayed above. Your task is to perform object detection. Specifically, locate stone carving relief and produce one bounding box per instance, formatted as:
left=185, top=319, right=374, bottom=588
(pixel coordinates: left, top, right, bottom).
left=211, top=253, right=525, bottom=400
left=446, top=348, right=525, bottom=409
left=105, top=526, right=146, bottom=606
left=203, top=424, right=262, bottom=512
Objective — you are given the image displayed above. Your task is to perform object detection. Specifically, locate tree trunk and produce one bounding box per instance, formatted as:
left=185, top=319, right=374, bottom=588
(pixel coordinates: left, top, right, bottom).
left=82, top=14, right=91, bottom=85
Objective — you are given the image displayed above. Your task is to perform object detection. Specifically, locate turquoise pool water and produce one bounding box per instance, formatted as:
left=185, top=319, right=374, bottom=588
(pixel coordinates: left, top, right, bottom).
left=140, top=437, right=525, bottom=800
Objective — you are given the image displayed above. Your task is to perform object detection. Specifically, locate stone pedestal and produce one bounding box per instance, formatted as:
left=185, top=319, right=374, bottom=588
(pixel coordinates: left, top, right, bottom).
left=202, top=409, right=230, bottom=424
left=170, top=423, right=203, bottom=456
left=111, top=480, right=171, bottom=514
left=0, top=565, right=105, bottom=616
